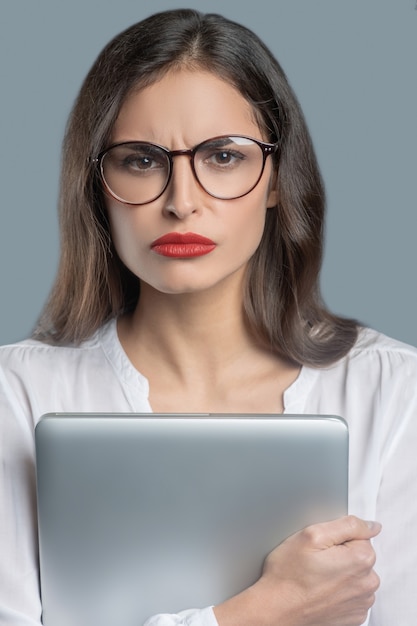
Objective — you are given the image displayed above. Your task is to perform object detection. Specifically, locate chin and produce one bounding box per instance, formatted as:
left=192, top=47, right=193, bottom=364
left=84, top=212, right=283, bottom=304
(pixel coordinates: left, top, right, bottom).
left=135, top=259, right=248, bottom=298
left=148, top=281, right=214, bottom=295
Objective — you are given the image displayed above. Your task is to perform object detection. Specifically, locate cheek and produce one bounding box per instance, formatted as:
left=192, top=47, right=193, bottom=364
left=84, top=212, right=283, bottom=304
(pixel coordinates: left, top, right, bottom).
left=108, top=209, right=126, bottom=253
left=247, top=208, right=267, bottom=254
left=222, top=202, right=267, bottom=267
left=107, top=205, right=142, bottom=266
left=234, top=188, right=270, bottom=245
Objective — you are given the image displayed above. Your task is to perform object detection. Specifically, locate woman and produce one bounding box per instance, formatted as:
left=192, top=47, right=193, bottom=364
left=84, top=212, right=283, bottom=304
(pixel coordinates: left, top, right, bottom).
left=1, top=9, right=416, bottom=626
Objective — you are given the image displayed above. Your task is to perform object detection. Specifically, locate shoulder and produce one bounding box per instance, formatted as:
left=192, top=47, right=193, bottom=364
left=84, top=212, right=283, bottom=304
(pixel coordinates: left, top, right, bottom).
left=0, top=330, right=103, bottom=373
left=348, top=327, right=417, bottom=394
left=0, top=319, right=149, bottom=424
left=328, top=326, right=417, bottom=379
left=0, top=321, right=114, bottom=408
left=0, top=319, right=150, bottom=429
left=314, top=327, right=417, bottom=423
left=350, top=326, right=417, bottom=360
left=299, top=326, right=417, bottom=417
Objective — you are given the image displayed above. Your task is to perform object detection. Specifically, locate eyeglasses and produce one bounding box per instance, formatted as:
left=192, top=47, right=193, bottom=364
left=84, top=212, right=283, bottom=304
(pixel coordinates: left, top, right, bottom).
left=93, top=135, right=279, bottom=205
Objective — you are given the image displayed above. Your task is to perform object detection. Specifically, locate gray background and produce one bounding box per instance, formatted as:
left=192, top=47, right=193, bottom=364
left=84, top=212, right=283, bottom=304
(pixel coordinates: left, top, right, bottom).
left=1, top=0, right=416, bottom=346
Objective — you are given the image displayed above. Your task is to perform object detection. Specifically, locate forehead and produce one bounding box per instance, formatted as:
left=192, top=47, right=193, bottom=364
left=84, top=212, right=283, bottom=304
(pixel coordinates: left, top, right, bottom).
left=111, top=69, right=263, bottom=145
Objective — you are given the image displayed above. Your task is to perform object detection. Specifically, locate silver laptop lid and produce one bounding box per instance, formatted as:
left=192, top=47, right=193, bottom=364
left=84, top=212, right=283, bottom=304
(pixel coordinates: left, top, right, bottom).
left=35, top=413, right=348, bottom=626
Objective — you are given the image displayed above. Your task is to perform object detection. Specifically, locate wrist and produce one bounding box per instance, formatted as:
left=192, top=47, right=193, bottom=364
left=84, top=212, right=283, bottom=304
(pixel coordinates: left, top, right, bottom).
left=213, top=578, right=297, bottom=626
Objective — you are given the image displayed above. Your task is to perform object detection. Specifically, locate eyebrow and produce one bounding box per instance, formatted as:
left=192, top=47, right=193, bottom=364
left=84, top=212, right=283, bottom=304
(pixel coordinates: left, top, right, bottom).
left=198, top=136, right=252, bottom=150
left=107, top=136, right=257, bottom=154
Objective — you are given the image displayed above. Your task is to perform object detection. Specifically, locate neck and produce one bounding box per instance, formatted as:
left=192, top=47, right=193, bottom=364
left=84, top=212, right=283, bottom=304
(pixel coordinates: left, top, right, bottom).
left=120, top=277, right=254, bottom=376
left=117, top=279, right=300, bottom=414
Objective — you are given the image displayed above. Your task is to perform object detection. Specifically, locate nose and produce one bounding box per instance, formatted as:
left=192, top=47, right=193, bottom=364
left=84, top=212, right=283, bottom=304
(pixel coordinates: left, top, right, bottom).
left=162, top=155, right=201, bottom=219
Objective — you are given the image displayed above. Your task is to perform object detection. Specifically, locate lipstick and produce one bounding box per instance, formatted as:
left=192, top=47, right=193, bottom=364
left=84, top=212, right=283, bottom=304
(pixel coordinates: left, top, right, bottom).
left=151, top=232, right=216, bottom=258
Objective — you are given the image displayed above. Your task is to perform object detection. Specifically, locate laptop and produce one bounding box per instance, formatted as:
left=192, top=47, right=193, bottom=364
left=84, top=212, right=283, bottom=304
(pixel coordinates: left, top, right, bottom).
left=35, top=413, right=348, bottom=626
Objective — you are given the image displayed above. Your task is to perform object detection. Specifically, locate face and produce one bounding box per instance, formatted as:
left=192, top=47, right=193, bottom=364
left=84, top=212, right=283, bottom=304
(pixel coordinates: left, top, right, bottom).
left=106, top=69, right=277, bottom=297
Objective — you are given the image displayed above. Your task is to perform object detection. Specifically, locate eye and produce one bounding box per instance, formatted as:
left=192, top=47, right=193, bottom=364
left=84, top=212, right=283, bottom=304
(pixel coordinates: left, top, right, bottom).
left=106, top=144, right=168, bottom=175
left=200, top=147, right=246, bottom=171
left=124, top=154, right=154, bottom=170
left=121, top=151, right=166, bottom=173
left=212, top=150, right=244, bottom=166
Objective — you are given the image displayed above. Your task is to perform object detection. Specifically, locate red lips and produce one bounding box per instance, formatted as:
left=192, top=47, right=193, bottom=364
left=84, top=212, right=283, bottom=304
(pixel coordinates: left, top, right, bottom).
left=151, top=232, right=216, bottom=258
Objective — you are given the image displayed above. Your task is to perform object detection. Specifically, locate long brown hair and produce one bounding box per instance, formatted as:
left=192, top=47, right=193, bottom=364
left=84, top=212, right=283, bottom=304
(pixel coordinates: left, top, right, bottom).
left=34, top=9, right=358, bottom=365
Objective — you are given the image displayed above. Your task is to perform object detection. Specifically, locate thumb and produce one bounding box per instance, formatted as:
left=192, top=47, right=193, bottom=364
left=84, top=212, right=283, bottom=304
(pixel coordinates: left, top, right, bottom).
left=302, top=515, right=382, bottom=550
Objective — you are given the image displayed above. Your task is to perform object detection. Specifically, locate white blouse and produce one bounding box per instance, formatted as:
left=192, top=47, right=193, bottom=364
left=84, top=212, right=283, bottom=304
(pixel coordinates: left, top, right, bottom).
left=1, top=319, right=417, bottom=626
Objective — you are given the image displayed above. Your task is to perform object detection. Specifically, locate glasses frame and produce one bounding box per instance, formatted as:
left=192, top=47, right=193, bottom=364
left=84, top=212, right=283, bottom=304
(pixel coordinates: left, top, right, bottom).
left=93, top=135, right=279, bottom=205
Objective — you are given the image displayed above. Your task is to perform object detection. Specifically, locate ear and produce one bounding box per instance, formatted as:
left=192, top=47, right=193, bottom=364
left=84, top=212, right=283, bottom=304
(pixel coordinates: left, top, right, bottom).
left=266, top=187, right=278, bottom=208
left=266, top=167, right=279, bottom=208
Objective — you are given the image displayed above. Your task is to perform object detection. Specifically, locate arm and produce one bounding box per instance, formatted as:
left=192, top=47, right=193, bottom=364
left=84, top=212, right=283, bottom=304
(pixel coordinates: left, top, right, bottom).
left=366, top=348, right=417, bottom=625
left=0, top=365, right=43, bottom=625
left=214, top=516, right=380, bottom=626
left=144, top=517, right=380, bottom=626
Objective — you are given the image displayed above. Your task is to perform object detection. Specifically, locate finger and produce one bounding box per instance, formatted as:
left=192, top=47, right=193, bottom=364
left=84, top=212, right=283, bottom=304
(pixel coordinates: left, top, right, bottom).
left=300, top=515, right=382, bottom=550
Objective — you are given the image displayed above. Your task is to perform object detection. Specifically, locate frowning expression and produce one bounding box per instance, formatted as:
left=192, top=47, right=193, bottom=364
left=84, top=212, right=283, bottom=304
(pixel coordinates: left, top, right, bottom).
left=105, top=69, right=277, bottom=296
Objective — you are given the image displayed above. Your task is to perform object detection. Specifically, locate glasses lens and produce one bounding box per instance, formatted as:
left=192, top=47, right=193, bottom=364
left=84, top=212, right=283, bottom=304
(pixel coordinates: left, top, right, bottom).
left=101, top=143, right=170, bottom=204
left=194, top=136, right=265, bottom=199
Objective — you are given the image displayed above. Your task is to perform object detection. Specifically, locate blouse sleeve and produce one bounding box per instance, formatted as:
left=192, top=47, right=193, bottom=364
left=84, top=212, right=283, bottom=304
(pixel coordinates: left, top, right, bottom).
left=368, top=345, right=417, bottom=625
left=0, top=363, right=43, bottom=624
left=144, top=607, right=218, bottom=626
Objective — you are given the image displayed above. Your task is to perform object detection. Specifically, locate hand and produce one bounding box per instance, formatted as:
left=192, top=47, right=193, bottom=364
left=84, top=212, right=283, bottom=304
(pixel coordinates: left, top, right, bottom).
left=214, top=515, right=381, bottom=626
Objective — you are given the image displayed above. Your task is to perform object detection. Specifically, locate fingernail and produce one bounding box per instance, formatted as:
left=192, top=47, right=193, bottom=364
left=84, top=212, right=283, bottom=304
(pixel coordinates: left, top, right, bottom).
left=367, top=520, right=382, bottom=531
